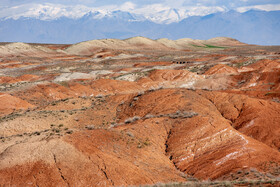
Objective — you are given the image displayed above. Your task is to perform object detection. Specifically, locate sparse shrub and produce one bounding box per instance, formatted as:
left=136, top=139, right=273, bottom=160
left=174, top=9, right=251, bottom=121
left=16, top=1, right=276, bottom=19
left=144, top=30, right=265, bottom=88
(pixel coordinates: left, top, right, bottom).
left=182, top=111, right=198, bottom=118
left=86, top=125, right=95, bottom=130
left=59, top=81, right=69, bottom=88
left=110, top=122, right=117, bottom=127
left=148, top=86, right=163, bottom=92
left=267, top=180, right=274, bottom=184
left=201, top=87, right=210, bottom=91
left=168, top=111, right=198, bottom=119
left=137, top=91, right=145, bottom=96
left=125, top=116, right=141, bottom=124
left=125, top=118, right=133, bottom=124
left=137, top=138, right=151, bottom=149
left=238, top=80, right=246, bottom=85
left=143, top=138, right=151, bottom=146
left=126, top=131, right=134, bottom=137
left=34, top=131, right=40, bottom=136
left=66, top=130, right=73, bottom=134
left=95, top=94, right=103, bottom=98
left=52, top=128, right=60, bottom=133
left=235, top=59, right=257, bottom=68
left=137, top=143, right=143, bottom=148
left=221, top=181, right=233, bottom=187
left=61, top=98, right=68, bottom=102
left=144, top=114, right=155, bottom=119
left=190, top=67, right=199, bottom=72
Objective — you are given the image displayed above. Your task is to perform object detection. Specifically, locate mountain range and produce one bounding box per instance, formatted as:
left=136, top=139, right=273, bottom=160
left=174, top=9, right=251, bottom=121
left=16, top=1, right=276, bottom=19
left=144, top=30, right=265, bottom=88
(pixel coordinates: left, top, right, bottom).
left=0, top=9, right=279, bottom=45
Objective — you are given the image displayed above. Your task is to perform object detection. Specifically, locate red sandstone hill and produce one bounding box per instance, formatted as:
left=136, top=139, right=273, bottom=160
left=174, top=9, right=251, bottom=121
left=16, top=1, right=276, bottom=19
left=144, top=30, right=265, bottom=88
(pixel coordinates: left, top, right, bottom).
left=0, top=38, right=279, bottom=186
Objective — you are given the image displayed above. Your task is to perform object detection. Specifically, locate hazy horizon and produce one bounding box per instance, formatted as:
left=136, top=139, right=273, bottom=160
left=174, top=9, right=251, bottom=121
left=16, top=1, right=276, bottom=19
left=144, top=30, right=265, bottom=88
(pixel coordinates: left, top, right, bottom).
left=0, top=0, right=280, bottom=45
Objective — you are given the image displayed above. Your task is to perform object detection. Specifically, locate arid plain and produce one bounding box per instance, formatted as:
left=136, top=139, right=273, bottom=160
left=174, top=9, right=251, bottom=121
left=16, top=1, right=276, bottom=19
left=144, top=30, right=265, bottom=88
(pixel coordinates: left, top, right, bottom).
left=0, top=37, right=280, bottom=186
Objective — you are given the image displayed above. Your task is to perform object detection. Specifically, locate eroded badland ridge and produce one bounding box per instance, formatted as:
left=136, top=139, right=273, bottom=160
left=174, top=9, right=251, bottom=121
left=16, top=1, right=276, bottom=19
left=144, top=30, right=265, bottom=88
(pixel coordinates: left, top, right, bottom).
left=0, top=37, right=280, bottom=186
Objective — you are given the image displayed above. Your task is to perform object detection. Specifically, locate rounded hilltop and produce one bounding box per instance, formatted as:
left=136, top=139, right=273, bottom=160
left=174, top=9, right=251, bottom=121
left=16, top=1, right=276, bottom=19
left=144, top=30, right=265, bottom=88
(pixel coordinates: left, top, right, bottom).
left=0, top=42, right=54, bottom=56
left=207, top=37, right=246, bottom=46
left=0, top=36, right=241, bottom=57
left=65, top=36, right=245, bottom=55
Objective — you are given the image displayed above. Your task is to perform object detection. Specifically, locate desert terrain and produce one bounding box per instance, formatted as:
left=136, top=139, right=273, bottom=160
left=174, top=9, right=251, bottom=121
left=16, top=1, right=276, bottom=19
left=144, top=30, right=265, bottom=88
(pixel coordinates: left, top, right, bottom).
left=0, top=37, right=279, bottom=186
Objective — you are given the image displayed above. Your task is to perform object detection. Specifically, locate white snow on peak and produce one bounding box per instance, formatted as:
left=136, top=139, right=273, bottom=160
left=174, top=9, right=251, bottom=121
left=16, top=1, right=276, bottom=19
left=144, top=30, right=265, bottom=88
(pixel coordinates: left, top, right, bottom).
left=0, top=3, right=96, bottom=20
left=0, top=3, right=227, bottom=24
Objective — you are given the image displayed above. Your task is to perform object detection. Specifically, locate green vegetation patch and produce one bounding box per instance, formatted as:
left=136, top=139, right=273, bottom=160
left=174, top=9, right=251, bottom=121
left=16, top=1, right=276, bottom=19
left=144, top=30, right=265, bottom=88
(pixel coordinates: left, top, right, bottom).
left=191, top=44, right=226, bottom=49
left=205, top=44, right=226, bottom=48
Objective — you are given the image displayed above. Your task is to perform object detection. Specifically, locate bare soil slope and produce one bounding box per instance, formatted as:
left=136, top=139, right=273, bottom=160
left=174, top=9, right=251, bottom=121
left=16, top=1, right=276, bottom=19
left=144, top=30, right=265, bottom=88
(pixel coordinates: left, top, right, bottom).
left=0, top=37, right=279, bottom=186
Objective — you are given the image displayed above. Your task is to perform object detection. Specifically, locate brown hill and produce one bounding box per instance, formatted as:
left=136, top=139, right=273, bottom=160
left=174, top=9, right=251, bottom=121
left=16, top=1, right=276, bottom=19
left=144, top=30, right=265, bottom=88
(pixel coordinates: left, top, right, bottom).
left=0, top=37, right=279, bottom=186
left=65, top=36, right=246, bottom=55
left=0, top=93, right=35, bottom=116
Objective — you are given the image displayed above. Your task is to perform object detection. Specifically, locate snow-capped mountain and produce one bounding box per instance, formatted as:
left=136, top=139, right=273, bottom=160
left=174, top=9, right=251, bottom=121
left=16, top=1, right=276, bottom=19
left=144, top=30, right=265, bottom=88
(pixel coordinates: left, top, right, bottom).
left=0, top=3, right=279, bottom=45
left=0, top=3, right=226, bottom=24
left=143, top=8, right=184, bottom=24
